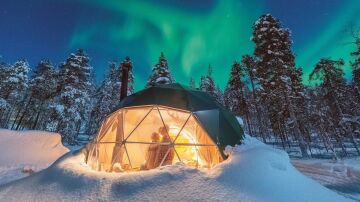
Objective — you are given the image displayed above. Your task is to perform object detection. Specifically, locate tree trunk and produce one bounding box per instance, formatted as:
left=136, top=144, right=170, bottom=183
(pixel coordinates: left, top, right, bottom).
left=249, top=78, right=266, bottom=142
left=15, top=96, right=33, bottom=130
left=349, top=133, right=360, bottom=156
left=284, top=89, right=309, bottom=158
left=31, top=111, right=42, bottom=130
left=4, top=109, right=14, bottom=128
left=11, top=108, right=22, bottom=129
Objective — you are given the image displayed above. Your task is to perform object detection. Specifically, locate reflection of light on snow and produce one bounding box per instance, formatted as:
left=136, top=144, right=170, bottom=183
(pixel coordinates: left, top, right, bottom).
left=168, top=126, right=206, bottom=166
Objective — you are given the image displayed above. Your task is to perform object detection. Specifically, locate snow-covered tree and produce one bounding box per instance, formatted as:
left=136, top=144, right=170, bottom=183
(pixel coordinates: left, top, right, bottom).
left=241, top=55, right=267, bottom=141
left=310, top=58, right=360, bottom=155
left=54, top=49, right=95, bottom=144
left=0, top=59, right=30, bottom=127
left=200, top=65, right=216, bottom=96
left=87, top=57, right=135, bottom=136
left=1, top=59, right=30, bottom=100
left=0, top=62, right=10, bottom=99
left=224, top=61, right=251, bottom=133
left=12, top=60, right=58, bottom=130
left=310, top=59, right=347, bottom=120
left=87, top=63, right=119, bottom=136
left=350, top=34, right=360, bottom=103
left=0, top=62, right=11, bottom=125
left=215, top=86, right=224, bottom=105
left=0, top=62, right=9, bottom=92
left=199, top=65, right=224, bottom=105
left=224, top=62, right=247, bottom=116
left=305, top=87, right=339, bottom=159
left=87, top=62, right=120, bottom=136
left=252, top=14, right=310, bottom=156
left=146, top=52, right=174, bottom=87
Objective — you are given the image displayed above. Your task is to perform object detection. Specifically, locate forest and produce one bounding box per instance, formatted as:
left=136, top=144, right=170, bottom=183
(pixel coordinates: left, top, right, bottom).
left=1, top=14, right=359, bottom=159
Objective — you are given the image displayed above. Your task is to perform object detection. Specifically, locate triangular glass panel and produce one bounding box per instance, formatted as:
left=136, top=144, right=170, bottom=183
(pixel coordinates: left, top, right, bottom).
left=126, top=108, right=166, bottom=143
left=158, top=106, right=191, bottom=142
left=123, top=106, right=153, bottom=140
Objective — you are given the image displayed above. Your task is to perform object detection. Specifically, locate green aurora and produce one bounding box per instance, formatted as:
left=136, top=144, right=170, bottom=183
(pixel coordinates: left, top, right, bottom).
left=68, top=0, right=360, bottom=90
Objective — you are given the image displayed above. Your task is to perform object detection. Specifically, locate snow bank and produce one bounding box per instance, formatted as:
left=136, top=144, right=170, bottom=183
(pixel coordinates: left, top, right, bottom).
left=0, top=129, right=69, bottom=166
left=0, top=129, right=69, bottom=185
left=0, top=135, right=351, bottom=202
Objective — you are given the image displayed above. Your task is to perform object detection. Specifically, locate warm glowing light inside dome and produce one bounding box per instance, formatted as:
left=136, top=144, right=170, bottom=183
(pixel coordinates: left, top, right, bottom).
left=168, top=126, right=207, bottom=166
left=87, top=106, right=223, bottom=172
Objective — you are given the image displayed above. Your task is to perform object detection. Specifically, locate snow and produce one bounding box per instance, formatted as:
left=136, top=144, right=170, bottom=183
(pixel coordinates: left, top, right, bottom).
left=0, top=129, right=69, bottom=166
left=0, top=98, right=9, bottom=109
left=0, top=130, right=351, bottom=202
left=236, top=116, right=244, bottom=127
left=155, top=76, right=170, bottom=83
left=0, top=129, right=69, bottom=185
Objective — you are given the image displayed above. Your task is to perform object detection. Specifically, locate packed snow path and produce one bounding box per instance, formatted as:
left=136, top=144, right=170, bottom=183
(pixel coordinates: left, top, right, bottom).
left=293, top=159, right=360, bottom=201
left=0, top=132, right=351, bottom=202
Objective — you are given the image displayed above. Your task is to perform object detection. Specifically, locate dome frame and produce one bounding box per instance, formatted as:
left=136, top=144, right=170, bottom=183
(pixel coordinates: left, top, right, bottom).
left=85, top=83, right=244, bottom=172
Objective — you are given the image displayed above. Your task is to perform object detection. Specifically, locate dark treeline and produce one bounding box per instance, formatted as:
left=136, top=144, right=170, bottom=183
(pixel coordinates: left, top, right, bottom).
left=0, top=14, right=359, bottom=159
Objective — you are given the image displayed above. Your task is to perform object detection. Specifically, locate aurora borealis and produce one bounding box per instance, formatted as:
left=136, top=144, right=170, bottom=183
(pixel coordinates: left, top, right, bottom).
left=1, top=0, right=360, bottom=90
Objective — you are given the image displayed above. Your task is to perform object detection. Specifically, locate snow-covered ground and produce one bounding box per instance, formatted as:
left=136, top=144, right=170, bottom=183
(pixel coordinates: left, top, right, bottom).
left=0, top=129, right=352, bottom=202
left=293, top=158, right=360, bottom=201
left=0, top=129, right=69, bottom=185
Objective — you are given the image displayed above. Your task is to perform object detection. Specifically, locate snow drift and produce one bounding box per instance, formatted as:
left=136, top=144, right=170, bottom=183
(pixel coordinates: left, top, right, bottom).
left=0, top=134, right=351, bottom=202
left=0, top=129, right=69, bottom=165
left=0, top=129, right=69, bottom=185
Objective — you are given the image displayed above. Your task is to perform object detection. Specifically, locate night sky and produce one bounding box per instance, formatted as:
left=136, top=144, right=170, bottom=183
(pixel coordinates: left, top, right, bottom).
left=1, top=0, right=359, bottom=90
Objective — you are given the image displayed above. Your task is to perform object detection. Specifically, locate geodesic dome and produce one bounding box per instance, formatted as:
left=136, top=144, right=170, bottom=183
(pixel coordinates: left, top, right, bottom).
left=86, top=83, right=243, bottom=172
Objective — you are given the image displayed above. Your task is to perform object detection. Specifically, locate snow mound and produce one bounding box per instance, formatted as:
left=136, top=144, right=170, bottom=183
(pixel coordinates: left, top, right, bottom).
left=0, top=135, right=351, bottom=202
left=0, top=129, right=69, bottom=166
left=0, top=129, right=69, bottom=185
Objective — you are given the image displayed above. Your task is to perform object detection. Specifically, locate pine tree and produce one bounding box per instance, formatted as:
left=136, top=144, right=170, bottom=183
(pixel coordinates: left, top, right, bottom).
left=215, top=86, right=224, bottom=105
left=310, top=58, right=360, bottom=155
left=252, top=14, right=309, bottom=156
left=146, top=52, right=174, bottom=87
left=252, top=14, right=288, bottom=143
left=199, top=64, right=225, bottom=104
left=88, top=62, right=119, bottom=136
left=12, top=60, right=58, bottom=130
left=0, top=62, right=11, bottom=125
left=55, top=49, right=95, bottom=144
left=87, top=63, right=118, bottom=136
left=350, top=34, right=360, bottom=103
left=0, top=59, right=30, bottom=127
left=224, top=62, right=247, bottom=115
left=224, top=61, right=251, bottom=134
left=1, top=59, right=30, bottom=100
left=241, top=55, right=267, bottom=141
left=87, top=58, right=135, bottom=136
left=0, top=62, right=9, bottom=93
left=200, top=65, right=216, bottom=98
left=309, top=59, right=346, bottom=119
left=306, top=87, right=339, bottom=159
